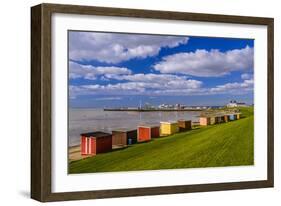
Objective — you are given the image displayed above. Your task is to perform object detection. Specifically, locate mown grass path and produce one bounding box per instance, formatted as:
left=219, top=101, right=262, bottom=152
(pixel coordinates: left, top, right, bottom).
left=69, top=107, right=254, bottom=173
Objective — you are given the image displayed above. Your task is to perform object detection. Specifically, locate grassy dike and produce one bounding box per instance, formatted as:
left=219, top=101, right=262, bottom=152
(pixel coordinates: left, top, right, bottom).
left=69, top=107, right=254, bottom=174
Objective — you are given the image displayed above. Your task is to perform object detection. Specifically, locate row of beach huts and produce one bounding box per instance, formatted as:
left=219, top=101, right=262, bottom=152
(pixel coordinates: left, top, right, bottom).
left=80, top=112, right=241, bottom=156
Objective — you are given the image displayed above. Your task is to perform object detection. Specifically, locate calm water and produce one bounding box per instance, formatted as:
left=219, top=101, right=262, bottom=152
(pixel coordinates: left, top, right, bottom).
left=68, top=108, right=200, bottom=146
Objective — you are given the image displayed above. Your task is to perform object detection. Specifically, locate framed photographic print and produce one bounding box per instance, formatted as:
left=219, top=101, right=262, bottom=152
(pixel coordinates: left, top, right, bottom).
left=31, top=3, right=274, bottom=202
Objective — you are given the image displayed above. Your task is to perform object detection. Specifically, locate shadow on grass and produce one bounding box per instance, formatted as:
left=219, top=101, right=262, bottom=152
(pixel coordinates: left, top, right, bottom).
left=111, top=146, right=128, bottom=152
left=191, top=127, right=201, bottom=130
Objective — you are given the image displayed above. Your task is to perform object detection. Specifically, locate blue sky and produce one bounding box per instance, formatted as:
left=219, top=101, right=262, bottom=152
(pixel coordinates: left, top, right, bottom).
left=68, top=31, right=254, bottom=108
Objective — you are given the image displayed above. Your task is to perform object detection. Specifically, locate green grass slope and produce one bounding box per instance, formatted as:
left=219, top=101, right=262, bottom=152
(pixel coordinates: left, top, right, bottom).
left=69, top=107, right=254, bottom=174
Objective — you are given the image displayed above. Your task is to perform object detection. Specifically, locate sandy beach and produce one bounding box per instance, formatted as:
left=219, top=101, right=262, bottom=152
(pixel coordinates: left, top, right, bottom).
left=69, top=144, right=131, bottom=162
left=68, top=145, right=91, bottom=162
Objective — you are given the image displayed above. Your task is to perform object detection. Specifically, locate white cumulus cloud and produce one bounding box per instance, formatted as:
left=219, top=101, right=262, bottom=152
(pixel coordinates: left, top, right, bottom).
left=69, top=31, right=189, bottom=63
left=209, top=78, right=254, bottom=94
left=69, top=61, right=132, bottom=80
left=95, top=97, right=122, bottom=101
left=241, top=73, right=253, bottom=80
left=69, top=75, right=203, bottom=98
left=154, top=46, right=254, bottom=77
left=104, top=73, right=189, bottom=83
left=69, top=77, right=253, bottom=98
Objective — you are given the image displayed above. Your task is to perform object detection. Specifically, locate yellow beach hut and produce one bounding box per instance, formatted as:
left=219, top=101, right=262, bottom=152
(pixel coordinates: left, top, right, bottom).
left=160, top=121, right=179, bottom=136
left=210, top=116, right=216, bottom=125
left=236, top=113, right=241, bottom=119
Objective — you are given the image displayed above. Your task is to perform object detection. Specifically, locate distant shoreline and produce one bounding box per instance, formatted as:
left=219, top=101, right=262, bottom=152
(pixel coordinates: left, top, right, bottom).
left=69, top=106, right=224, bottom=110
left=103, top=108, right=204, bottom=112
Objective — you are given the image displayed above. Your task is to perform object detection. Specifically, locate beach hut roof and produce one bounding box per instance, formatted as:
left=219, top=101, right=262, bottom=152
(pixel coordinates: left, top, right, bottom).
left=80, top=131, right=111, bottom=138
left=200, top=114, right=216, bottom=118
left=226, top=112, right=241, bottom=115
left=112, top=128, right=137, bottom=133
left=178, top=119, right=191, bottom=122
left=160, top=121, right=178, bottom=124
left=200, top=111, right=236, bottom=117
left=138, top=123, right=160, bottom=128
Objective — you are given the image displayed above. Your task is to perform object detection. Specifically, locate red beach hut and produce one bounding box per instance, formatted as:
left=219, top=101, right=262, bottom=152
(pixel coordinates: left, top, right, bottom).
left=80, top=132, right=112, bottom=155
left=137, top=124, right=160, bottom=142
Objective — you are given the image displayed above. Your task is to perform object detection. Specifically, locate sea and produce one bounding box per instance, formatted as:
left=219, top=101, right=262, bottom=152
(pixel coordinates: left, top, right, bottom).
left=68, top=108, right=201, bottom=146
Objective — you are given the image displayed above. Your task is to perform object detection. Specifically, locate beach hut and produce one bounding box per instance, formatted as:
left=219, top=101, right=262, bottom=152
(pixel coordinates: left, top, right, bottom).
left=216, top=115, right=225, bottom=124
left=178, top=120, right=192, bottom=132
left=215, top=116, right=220, bottom=123
left=210, top=116, right=216, bottom=125
left=112, top=130, right=127, bottom=148
left=80, top=132, right=112, bottom=156
left=199, top=117, right=210, bottom=126
left=224, top=115, right=229, bottom=122
left=112, top=129, right=137, bottom=148
left=137, top=124, right=160, bottom=142
left=160, top=121, right=179, bottom=136
left=229, top=114, right=237, bottom=121
left=126, top=129, right=138, bottom=145
left=236, top=113, right=241, bottom=119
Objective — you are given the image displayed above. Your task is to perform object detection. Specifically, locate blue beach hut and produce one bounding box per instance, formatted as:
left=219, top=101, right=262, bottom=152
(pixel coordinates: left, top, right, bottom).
left=229, top=114, right=237, bottom=121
